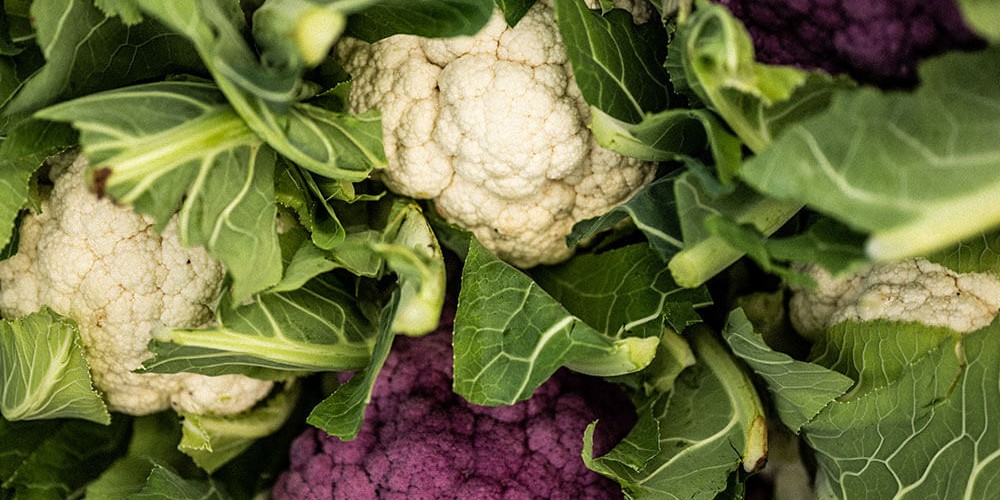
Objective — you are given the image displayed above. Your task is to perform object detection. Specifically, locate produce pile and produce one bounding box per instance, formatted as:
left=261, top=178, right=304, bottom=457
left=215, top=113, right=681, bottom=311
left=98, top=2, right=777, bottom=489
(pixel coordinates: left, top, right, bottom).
left=0, top=0, right=998, bottom=498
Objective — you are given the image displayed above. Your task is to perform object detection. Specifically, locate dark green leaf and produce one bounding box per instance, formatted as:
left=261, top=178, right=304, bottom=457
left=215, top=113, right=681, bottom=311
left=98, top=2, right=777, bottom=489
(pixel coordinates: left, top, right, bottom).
left=128, top=466, right=230, bottom=500
left=453, top=239, right=655, bottom=406
left=802, top=320, right=1000, bottom=498
left=587, top=327, right=766, bottom=499
left=5, top=0, right=201, bottom=115
left=0, top=416, right=131, bottom=499
left=0, top=119, right=75, bottom=252
left=143, top=273, right=376, bottom=376
left=927, top=231, right=1000, bottom=275
left=347, top=0, right=496, bottom=42
left=722, top=309, right=853, bottom=433
left=555, top=0, right=669, bottom=123
left=306, top=291, right=399, bottom=440
left=494, top=0, right=536, bottom=26
left=532, top=243, right=712, bottom=337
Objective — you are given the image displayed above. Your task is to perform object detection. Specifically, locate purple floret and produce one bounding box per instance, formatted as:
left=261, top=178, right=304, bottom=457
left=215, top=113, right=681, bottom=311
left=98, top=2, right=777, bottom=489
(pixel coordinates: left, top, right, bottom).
left=273, top=308, right=636, bottom=500
left=715, top=0, right=984, bottom=86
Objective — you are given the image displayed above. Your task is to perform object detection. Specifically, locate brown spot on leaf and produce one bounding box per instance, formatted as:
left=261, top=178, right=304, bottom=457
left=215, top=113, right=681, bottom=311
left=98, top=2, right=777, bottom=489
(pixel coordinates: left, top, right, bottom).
left=92, top=168, right=112, bottom=198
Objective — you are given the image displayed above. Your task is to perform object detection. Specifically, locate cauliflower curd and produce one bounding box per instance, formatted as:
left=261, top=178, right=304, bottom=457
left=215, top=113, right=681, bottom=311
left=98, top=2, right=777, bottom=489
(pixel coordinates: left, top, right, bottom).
left=0, top=153, right=273, bottom=416
left=338, top=0, right=656, bottom=267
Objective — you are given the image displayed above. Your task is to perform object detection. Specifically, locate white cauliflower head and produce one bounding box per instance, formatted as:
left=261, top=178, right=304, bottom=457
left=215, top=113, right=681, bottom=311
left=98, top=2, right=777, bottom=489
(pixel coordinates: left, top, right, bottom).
left=0, top=153, right=273, bottom=416
left=790, top=258, right=1000, bottom=337
left=338, top=0, right=657, bottom=267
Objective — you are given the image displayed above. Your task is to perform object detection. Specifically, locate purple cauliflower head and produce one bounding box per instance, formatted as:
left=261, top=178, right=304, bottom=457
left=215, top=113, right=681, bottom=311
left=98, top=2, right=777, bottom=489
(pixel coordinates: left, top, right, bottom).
left=272, top=309, right=635, bottom=500
left=715, top=0, right=984, bottom=86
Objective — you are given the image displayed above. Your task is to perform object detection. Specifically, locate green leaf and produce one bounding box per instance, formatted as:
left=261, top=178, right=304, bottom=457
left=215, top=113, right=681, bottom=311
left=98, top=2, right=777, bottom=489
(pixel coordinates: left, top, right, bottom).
left=589, top=107, right=742, bottom=182
left=136, top=0, right=386, bottom=181
left=36, top=81, right=283, bottom=302
left=274, top=161, right=347, bottom=250
left=0, top=308, right=110, bottom=424
left=0, top=119, right=75, bottom=252
left=453, top=239, right=654, bottom=406
left=587, top=327, right=766, bottom=499
left=346, top=0, right=496, bottom=42
left=583, top=396, right=660, bottom=474
left=306, top=291, right=399, bottom=440
left=568, top=174, right=683, bottom=259
left=704, top=216, right=870, bottom=286
left=811, top=321, right=959, bottom=400
left=129, top=465, right=230, bottom=500
left=142, top=273, right=376, bottom=376
left=927, top=231, right=1000, bottom=275
left=178, top=385, right=299, bottom=472
left=0, top=416, right=131, bottom=499
left=5, top=0, right=201, bottom=116
left=531, top=243, right=712, bottom=338
left=494, top=0, right=536, bottom=26
left=668, top=173, right=801, bottom=287
left=722, top=309, right=853, bottom=433
left=957, top=0, right=1000, bottom=42
left=801, top=319, right=1000, bottom=498
left=740, top=47, right=1000, bottom=261
left=94, top=0, right=143, bottom=24
left=554, top=0, right=669, bottom=123
left=672, top=1, right=847, bottom=154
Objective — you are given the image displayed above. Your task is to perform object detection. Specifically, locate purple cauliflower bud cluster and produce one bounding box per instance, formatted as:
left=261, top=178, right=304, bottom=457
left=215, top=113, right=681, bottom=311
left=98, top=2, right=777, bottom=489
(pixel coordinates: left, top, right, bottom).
left=715, top=0, right=984, bottom=86
left=272, top=311, right=636, bottom=500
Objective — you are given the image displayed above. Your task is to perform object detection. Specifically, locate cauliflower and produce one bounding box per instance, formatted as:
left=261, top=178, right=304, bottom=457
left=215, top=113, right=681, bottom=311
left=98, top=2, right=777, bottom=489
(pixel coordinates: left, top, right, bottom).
left=790, top=258, right=1000, bottom=337
left=272, top=307, right=635, bottom=499
left=715, top=0, right=983, bottom=86
left=336, top=0, right=657, bottom=267
left=0, top=153, right=273, bottom=416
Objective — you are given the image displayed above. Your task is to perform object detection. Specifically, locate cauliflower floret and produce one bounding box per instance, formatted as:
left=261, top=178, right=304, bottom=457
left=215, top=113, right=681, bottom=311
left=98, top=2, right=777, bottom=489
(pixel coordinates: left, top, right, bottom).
left=338, top=0, right=656, bottom=267
left=0, top=153, right=273, bottom=416
left=790, top=258, right=1000, bottom=337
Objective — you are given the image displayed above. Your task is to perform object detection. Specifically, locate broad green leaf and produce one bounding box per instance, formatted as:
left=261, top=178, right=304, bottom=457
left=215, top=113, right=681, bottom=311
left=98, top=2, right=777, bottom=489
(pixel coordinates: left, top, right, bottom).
left=136, top=0, right=386, bottom=181
left=36, top=81, right=283, bottom=301
left=640, top=327, right=695, bottom=394
left=306, top=291, right=399, bottom=440
left=453, top=239, right=655, bottom=406
left=740, top=47, right=1000, bottom=261
left=583, top=396, right=660, bottom=474
left=0, top=119, right=75, bottom=251
left=84, top=413, right=191, bottom=499
left=672, top=1, right=847, bottom=154
left=129, top=465, right=230, bottom=500
left=0, top=416, right=131, bottom=499
left=494, top=0, right=536, bottom=26
left=801, top=319, right=1000, bottom=499
left=587, top=327, right=766, bottom=499
left=555, top=0, right=669, bottom=123
left=531, top=243, right=712, bottom=338
left=957, top=0, right=1000, bottom=42
left=142, top=273, right=375, bottom=376
left=811, top=321, right=959, bottom=400
left=722, top=309, right=853, bottom=433
left=5, top=0, right=201, bottom=115
left=0, top=308, right=109, bottom=424
left=179, top=385, right=299, bottom=472
left=568, top=174, right=683, bottom=259
left=590, top=107, right=742, bottom=182
left=346, top=0, right=496, bottom=42
left=927, top=231, right=1000, bottom=275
